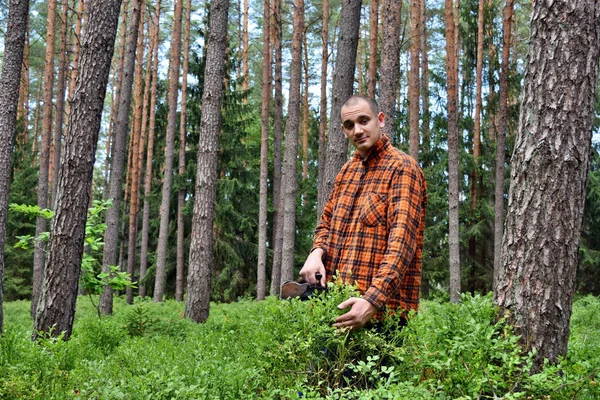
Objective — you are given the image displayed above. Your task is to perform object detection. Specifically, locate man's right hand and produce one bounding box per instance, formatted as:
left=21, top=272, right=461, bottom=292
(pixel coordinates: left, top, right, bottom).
left=299, top=248, right=326, bottom=286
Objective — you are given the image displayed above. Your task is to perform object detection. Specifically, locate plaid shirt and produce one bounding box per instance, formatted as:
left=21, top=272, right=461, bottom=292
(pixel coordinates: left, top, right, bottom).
left=313, top=135, right=427, bottom=320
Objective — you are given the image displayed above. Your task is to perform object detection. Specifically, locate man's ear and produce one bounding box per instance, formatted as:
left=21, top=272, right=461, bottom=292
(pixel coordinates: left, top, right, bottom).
left=341, top=124, right=349, bottom=139
left=377, top=112, right=386, bottom=128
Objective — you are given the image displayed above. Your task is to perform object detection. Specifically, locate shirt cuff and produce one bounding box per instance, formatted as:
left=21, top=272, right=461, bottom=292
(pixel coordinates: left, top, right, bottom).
left=363, top=286, right=388, bottom=311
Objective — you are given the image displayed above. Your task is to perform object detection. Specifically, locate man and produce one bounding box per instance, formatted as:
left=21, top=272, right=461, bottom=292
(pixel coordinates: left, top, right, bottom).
left=300, top=95, right=427, bottom=330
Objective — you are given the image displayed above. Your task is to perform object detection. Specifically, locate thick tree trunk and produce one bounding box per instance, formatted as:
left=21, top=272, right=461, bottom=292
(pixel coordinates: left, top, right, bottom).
left=0, top=0, right=29, bottom=334
left=139, top=0, right=160, bottom=298
left=154, top=0, right=184, bottom=302
left=184, top=0, right=229, bottom=323
left=99, top=0, right=143, bottom=314
left=378, top=0, right=402, bottom=143
left=257, top=0, right=271, bottom=300
left=319, top=0, right=362, bottom=212
left=315, top=0, right=329, bottom=219
left=409, top=0, right=420, bottom=161
left=493, top=0, right=513, bottom=284
left=270, top=0, right=284, bottom=296
left=33, top=0, right=123, bottom=339
left=176, top=0, right=192, bottom=303
left=495, top=0, right=600, bottom=370
left=367, top=0, right=378, bottom=99
left=445, top=0, right=460, bottom=303
left=32, top=0, right=58, bottom=318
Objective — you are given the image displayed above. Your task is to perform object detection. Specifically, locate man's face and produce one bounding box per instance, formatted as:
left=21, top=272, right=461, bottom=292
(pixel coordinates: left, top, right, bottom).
left=340, top=99, right=385, bottom=158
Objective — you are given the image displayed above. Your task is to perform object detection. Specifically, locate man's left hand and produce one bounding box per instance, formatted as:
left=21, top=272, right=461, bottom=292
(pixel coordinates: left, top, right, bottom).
left=333, top=297, right=376, bottom=330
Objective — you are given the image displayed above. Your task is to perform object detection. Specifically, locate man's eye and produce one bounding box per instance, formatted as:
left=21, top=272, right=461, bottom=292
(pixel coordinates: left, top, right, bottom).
left=344, top=122, right=354, bottom=130
left=359, top=118, right=369, bottom=125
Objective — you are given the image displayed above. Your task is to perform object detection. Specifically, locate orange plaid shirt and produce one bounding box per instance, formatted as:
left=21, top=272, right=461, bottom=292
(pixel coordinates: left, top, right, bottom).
left=312, top=135, right=427, bottom=320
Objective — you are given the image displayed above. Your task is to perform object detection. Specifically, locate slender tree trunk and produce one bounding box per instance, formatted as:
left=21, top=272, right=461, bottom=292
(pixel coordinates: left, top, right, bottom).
left=493, top=0, right=513, bottom=286
left=154, top=0, right=184, bottom=302
left=139, top=0, right=160, bottom=298
left=257, top=0, right=271, bottom=300
left=126, top=9, right=146, bottom=305
left=495, top=0, right=600, bottom=370
left=33, top=0, right=123, bottom=339
left=280, top=0, right=305, bottom=283
left=367, top=0, right=378, bottom=99
left=184, top=0, right=229, bottom=323
left=32, top=0, right=58, bottom=318
left=176, top=0, right=192, bottom=302
left=319, top=0, right=362, bottom=212
left=68, top=0, right=84, bottom=104
left=242, top=0, right=249, bottom=97
left=445, top=0, right=460, bottom=303
left=378, top=0, right=402, bottom=143
left=315, top=0, right=329, bottom=218
left=0, top=0, right=29, bottom=334
left=420, top=0, right=429, bottom=160
left=99, top=0, right=143, bottom=314
left=270, top=0, right=284, bottom=296
left=302, top=32, right=309, bottom=182
left=472, top=0, right=484, bottom=213
left=409, top=0, right=420, bottom=161
left=17, top=21, right=29, bottom=142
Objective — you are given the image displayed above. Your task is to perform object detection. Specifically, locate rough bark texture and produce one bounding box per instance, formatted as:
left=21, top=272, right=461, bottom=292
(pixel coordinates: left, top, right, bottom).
left=257, top=0, right=271, bottom=300
left=139, top=0, right=160, bottom=299
left=280, top=0, right=305, bottom=283
left=315, top=0, right=329, bottom=219
left=420, top=0, right=429, bottom=158
left=493, top=0, right=513, bottom=283
left=319, top=0, right=362, bottom=213
left=270, top=0, right=284, bottom=296
left=445, top=0, right=461, bottom=303
left=0, top=0, right=29, bottom=334
left=184, top=0, right=229, bottom=323
left=154, top=0, right=184, bottom=302
left=409, top=0, right=420, bottom=160
left=176, top=0, right=192, bottom=303
left=32, top=0, right=58, bottom=318
left=99, top=0, right=143, bottom=315
left=378, top=0, right=402, bottom=143
left=472, top=0, right=484, bottom=211
left=33, top=0, right=123, bottom=339
left=367, top=0, right=378, bottom=99
left=495, top=0, right=600, bottom=369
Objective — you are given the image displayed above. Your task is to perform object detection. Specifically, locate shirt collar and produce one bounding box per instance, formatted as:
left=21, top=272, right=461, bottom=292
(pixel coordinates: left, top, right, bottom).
left=353, top=134, right=390, bottom=165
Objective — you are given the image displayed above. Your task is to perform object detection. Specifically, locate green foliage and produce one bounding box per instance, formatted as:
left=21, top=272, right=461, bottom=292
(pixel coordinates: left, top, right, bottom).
left=1, top=289, right=598, bottom=399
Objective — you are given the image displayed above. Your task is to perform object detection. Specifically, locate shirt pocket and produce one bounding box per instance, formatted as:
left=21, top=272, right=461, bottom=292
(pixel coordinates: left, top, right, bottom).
left=359, top=192, right=388, bottom=227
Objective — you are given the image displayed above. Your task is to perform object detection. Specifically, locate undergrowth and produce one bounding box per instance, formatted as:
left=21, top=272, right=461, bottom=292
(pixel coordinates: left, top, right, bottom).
left=0, top=288, right=598, bottom=399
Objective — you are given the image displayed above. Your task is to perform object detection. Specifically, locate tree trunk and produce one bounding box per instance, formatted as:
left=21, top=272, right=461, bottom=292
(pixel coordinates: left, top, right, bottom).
left=242, top=0, right=249, bottom=97
left=493, top=0, right=513, bottom=285
left=176, top=0, right=192, bottom=302
left=378, top=0, right=402, bottom=143
left=270, top=0, right=284, bottom=296
left=315, top=0, right=329, bottom=219
left=445, top=0, right=460, bottom=303
left=32, top=0, right=58, bottom=318
left=302, top=32, right=309, bottom=182
left=184, top=0, right=229, bottom=323
left=472, top=0, right=484, bottom=213
left=33, top=0, right=123, bottom=339
left=408, top=0, right=420, bottom=161
left=0, top=0, right=29, bottom=334
left=126, top=10, right=146, bottom=305
left=495, top=0, right=600, bottom=370
left=257, top=0, right=271, bottom=300
left=279, top=0, right=305, bottom=283
left=99, top=0, right=143, bottom=315
left=420, top=0, right=429, bottom=161
left=139, top=0, right=161, bottom=298
left=17, top=21, right=29, bottom=141
left=319, top=0, right=362, bottom=213
left=367, top=0, right=378, bottom=99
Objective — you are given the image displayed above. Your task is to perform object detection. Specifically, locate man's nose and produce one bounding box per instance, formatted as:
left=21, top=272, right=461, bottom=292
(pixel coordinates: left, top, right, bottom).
left=354, top=124, right=364, bottom=134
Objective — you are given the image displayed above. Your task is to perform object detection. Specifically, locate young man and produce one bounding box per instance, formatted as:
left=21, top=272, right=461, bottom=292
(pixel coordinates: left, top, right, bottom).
left=300, top=95, right=427, bottom=330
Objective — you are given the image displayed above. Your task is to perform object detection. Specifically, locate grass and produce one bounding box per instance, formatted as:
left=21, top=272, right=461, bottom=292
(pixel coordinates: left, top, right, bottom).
left=0, top=286, right=599, bottom=399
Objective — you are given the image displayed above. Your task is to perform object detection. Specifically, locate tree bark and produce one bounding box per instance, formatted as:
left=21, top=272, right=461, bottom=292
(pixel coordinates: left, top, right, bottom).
left=315, top=0, right=329, bottom=219
left=99, top=0, right=143, bottom=314
left=409, top=0, right=420, bottom=161
left=32, top=0, right=58, bottom=318
left=257, top=0, right=271, bottom=300
left=154, top=0, right=184, bottom=302
left=279, top=0, right=305, bottom=283
left=367, top=0, right=378, bottom=99
left=378, top=0, right=402, bottom=143
left=33, top=0, right=123, bottom=339
left=445, top=0, right=461, bottom=303
left=319, top=0, right=362, bottom=214
left=242, top=0, right=249, bottom=98
left=493, top=0, right=513, bottom=285
left=495, top=0, right=600, bottom=370
left=139, top=0, right=161, bottom=298
left=0, top=0, right=29, bottom=334
left=184, top=0, right=229, bottom=323
left=472, top=0, right=484, bottom=213
left=420, top=0, right=429, bottom=160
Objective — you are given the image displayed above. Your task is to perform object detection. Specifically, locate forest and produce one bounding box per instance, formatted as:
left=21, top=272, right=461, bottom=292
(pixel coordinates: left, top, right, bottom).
left=0, top=0, right=599, bottom=397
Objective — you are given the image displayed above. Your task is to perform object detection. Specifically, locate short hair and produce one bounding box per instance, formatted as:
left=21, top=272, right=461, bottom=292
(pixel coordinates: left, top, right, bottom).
left=341, top=95, right=380, bottom=117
